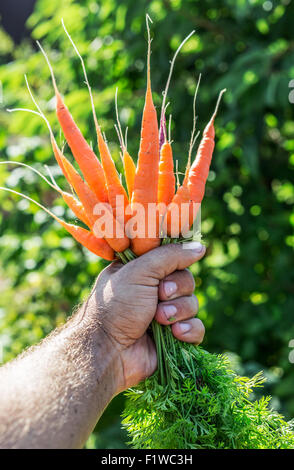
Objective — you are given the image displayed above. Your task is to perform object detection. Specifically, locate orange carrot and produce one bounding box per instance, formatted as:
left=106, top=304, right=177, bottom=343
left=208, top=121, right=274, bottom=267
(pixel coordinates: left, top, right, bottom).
left=61, top=191, right=91, bottom=227
left=188, top=89, right=226, bottom=203
left=157, top=140, right=175, bottom=211
left=55, top=91, right=108, bottom=202
left=49, top=133, right=97, bottom=226
left=19, top=77, right=75, bottom=190
left=37, top=41, right=108, bottom=203
left=46, top=128, right=110, bottom=231
left=163, top=78, right=201, bottom=236
left=48, top=135, right=93, bottom=228
left=58, top=219, right=114, bottom=260
left=61, top=23, right=129, bottom=225
left=130, top=16, right=160, bottom=256
left=165, top=86, right=225, bottom=237
left=45, top=162, right=91, bottom=227
left=169, top=86, right=225, bottom=236
left=122, top=149, right=136, bottom=199
left=157, top=30, right=196, bottom=238
left=96, top=126, right=129, bottom=224
left=0, top=187, right=114, bottom=260
left=166, top=183, right=191, bottom=236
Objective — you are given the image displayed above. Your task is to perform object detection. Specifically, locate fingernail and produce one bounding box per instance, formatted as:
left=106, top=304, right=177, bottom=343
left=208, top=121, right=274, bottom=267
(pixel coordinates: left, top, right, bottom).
left=164, top=281, right=177, bottom=297
left=163, top=304, right=177, bottom=320
left=178, top=322, right=192, bottom=334
left=183, top=241, right=205, bottom=253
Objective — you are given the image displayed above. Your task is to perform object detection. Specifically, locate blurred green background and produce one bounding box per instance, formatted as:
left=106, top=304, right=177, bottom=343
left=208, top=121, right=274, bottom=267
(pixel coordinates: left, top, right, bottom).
left=0, top=0, right=293, bottom=449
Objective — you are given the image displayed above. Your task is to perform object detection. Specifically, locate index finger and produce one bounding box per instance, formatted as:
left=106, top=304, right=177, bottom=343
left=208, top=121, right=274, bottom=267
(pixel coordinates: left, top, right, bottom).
left=126, top=241, right=206, bottom=284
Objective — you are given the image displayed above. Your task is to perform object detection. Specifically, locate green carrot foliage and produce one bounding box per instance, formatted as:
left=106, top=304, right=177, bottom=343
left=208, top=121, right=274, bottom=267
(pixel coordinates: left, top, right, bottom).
left=123, top=335, right=294, bottom=449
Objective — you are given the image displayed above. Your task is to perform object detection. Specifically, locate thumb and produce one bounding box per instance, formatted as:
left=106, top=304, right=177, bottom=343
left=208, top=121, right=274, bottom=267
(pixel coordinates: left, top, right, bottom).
left=128, top=241, right=206, bottom=283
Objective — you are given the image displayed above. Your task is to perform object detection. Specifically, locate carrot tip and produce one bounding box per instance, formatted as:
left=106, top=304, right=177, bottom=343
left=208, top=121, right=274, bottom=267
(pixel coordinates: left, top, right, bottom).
left=37, top=40, right=59, bottom=94
left=146, top=13, right=153, bottom=25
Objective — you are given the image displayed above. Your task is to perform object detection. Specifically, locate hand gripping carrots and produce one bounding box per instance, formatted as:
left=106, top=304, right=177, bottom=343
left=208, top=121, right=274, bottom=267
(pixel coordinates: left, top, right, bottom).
left=3, top=17, right=225, bottom=263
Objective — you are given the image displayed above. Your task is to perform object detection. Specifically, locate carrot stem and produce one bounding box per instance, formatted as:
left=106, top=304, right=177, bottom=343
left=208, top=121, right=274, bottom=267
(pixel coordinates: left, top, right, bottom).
left=0, top=160, right=91, bottom=227
left=63, top=20, right=129, bottom=221
left=37, top=38, right=108, bottom=202
left=188, top=88, right=226, bottom=204
left=0, top=161, right=59, bottom=192
left=115, top=88, right=126, bottom=152
left=0, top=186, right=114, bottom=259
left=130, top=15, right=160, bottom=255
left=159, top=29, right=195, bottom=142
left=186, top=73, right=202, bottom=180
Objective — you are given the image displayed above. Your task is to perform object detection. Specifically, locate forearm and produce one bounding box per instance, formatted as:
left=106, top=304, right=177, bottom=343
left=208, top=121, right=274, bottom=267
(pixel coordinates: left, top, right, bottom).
left=0, top=308, right=120, bottom=449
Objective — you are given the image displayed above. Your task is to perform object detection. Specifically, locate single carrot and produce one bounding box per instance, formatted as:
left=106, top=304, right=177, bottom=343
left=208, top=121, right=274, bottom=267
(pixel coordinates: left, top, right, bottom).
left=157, top=30, right=196, bottom=236
left=166, top=89, right=226, bottom=236
left=37, top=41, right=108, bottom=203
left=188, top=89, right=226, bottom=203
left=62, top=22, right=129, bottom=224
left=61, top=191, right=91, bottom=227
left=157, top=140, right=175, bottom=212
left=157, top=103, right=174, bottom=218
left=166, top=183, right=191, bottom=236
left=43, top=121, right=92, bottom=228
left=55, top=91, right=108, bottom=203
left=122, top=150, right=136, bottom=199
left=56, top=216, right=114, bottom=260
left=166, top=85, right=225, bottom=238
left=130, top=16, right=160, bottom=256
left=0, top=187, right=114, bottom=260
left=163, top=77, right=201, bottom=236
left=10, top=76, right=72, bottom=185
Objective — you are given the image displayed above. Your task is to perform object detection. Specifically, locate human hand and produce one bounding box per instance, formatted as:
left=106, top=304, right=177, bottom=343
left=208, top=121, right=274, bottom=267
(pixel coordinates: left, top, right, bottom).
left=86, top=242, right=206, bottom=392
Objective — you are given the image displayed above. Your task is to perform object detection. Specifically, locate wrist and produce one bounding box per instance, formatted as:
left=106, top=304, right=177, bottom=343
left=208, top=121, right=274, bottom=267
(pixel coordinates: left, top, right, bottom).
left=91, top=323, right=124, bottom=396
left=71, top=301, right=124, bottom=396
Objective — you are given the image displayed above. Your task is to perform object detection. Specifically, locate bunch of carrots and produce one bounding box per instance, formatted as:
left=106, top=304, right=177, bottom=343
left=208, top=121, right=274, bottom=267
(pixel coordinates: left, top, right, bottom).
left=6, top=18, right=294, bottom=452
left=3, top=17, right=225, bottom=265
